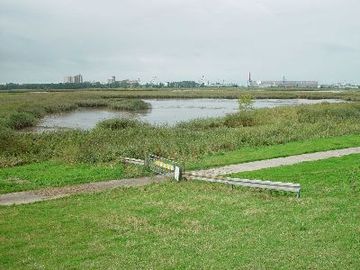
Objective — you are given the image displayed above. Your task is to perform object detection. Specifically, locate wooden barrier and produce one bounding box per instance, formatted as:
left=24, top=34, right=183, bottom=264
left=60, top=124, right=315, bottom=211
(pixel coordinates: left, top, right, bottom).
left=121, top=157, right=144, bottom=166
left=146, top=154, right=183, bottom=181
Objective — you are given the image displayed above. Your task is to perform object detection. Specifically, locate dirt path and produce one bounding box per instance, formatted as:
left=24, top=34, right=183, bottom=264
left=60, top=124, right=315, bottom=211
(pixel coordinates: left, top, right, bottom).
left=190, top=147, right=360, bottom=177
left=0, top=175, right=167, bottom=206
left=1, top=147, right=360, bottom=206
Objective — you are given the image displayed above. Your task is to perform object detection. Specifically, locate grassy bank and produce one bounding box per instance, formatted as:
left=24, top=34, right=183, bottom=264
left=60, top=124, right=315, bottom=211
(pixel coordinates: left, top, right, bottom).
left=1, top=154, right=359, bottom=269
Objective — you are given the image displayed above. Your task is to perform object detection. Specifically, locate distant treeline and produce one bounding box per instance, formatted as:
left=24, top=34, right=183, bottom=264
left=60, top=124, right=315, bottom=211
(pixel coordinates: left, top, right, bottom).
left=0, top=81, right=238, bottom=91
left=0, top=82, right=103, bottom=91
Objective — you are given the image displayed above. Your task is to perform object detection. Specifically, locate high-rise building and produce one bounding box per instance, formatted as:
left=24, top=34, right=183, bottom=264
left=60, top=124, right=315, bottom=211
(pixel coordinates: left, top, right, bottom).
left=73, top=74, right=83, bottom=83
left=64, top=74, right=83, bottom=84
left=247, top=73, right=318, bottom=88
left=64, top=76, right=73, bottom=83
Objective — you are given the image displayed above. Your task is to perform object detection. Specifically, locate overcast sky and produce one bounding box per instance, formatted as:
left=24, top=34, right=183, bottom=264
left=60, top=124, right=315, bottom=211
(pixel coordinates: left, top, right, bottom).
left=1, top=0, right=359, bottom=84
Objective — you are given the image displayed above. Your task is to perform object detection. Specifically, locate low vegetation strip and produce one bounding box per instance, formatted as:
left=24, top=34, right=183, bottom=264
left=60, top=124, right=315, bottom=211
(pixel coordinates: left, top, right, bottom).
left=1, top=154, right=359, bottom=269
left=96, top=88, right=360, bottom=101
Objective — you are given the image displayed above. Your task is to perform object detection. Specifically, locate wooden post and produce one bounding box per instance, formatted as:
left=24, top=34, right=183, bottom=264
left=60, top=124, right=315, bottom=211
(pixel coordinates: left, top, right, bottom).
left=174, top=166, right=182, bottom=181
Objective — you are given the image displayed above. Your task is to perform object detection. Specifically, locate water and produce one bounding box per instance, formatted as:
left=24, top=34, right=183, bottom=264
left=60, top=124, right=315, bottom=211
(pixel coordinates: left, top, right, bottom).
left=34, top=98, right=344, bottom=131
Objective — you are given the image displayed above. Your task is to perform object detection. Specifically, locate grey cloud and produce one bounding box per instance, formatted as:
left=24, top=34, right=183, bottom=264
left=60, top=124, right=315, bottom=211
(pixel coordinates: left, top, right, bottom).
left=0, top=0, right=359, bottom=84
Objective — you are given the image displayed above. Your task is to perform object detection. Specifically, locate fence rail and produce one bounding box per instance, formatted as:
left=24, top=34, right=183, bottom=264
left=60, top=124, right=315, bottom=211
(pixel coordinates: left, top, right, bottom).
left=186, top=174, right=301, bottom=197
left=121, top=155, right=301, bottom=197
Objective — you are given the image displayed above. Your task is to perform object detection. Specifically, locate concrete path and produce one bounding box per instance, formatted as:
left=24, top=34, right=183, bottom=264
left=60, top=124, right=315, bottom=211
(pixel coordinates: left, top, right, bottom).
left=1, top=147, right=360, bottom=206
left=190, top=147, right=360, bottom=177
left=0, top=175, right=167, bottom=206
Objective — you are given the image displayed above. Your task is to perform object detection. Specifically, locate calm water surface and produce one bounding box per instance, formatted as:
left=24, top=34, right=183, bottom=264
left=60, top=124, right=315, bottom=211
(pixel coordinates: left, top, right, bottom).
left=35, top=98, right=344, bottom=131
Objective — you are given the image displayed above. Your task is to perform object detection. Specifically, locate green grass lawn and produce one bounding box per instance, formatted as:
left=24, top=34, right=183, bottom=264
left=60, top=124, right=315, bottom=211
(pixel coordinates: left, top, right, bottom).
left=0, top=162, right=148, bottom=194
left=189, top=134, right=360, bottom=170
left=1, top=155, right=359, bottom=269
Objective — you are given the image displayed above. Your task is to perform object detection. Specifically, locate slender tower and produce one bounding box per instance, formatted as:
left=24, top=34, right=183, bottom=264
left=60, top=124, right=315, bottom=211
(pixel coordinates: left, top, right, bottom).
left=247, top=72, right=252, bottom=87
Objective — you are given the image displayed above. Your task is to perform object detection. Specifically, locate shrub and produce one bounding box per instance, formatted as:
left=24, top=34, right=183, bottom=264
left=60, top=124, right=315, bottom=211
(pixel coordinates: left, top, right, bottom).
left=0, top=126, right=14, bottom=152
left=109, top=99, right=150, bottom=111
left=224, top=112, right=257, bottom=127
left=76, top=100, right=107, bottom=108
left=44, top=103, right=77, bottom=114
left=238, top=94, right=254, bottom=111
left=7, top=112, right=37, bottom=130
left=96, top=118, right=148, bottom=130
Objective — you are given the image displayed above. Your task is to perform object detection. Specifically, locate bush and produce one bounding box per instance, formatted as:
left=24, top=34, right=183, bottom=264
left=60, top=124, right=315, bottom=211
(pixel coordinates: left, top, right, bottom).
left=96, top=118, right=148, bottom=130
left=109, top=99, right=150, bottom=111
left=0, top=126, right=14, bottom=151
left=7, top=112, right=37, bottom=130
left=176, top=117, right=225, bottom=130
left=224, top=112, right=257, bottom=127
left=76, top=100, right=107, bottom=108
left=44, top=103, right=77, bottom=114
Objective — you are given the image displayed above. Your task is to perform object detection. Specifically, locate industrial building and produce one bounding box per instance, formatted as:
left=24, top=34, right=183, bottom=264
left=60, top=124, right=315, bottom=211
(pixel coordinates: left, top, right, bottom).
left=247, top=73, right=318, bottom=88
left=107, top=76, right=116, bottom=84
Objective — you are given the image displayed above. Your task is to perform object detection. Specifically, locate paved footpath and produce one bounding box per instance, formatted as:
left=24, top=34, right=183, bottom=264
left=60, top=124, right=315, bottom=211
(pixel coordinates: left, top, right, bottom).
left=190, top=147, right=360, bottom=177
left=0, top=175, right=167, bottom=206
left=1, top=147, right=360, bottom=206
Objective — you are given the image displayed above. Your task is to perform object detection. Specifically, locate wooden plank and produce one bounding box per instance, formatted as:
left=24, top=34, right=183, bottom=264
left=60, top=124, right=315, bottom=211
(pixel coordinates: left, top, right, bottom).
left=154, top=160, right=175, bottom=171
left=122, top=157, right=145, bottom=165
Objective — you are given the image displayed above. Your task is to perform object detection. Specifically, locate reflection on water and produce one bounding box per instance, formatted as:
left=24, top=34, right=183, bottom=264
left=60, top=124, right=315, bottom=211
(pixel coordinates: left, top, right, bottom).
left=34, top=98, right=344, bottom=131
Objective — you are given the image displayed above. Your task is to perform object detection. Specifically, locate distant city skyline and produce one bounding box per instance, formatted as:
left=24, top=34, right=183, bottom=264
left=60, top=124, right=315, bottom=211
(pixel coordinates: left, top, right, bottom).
left=1, top=0, right=359, bottom=84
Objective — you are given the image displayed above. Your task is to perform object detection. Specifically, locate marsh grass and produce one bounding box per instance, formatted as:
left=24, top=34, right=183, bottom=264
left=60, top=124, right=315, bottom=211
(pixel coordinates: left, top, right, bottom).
left=98, top=88, right=360, bottom=101
left=0, top=91, right=360, bottom=168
